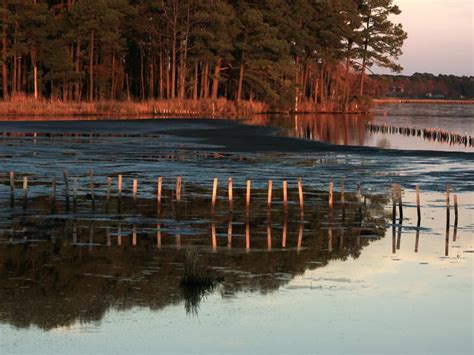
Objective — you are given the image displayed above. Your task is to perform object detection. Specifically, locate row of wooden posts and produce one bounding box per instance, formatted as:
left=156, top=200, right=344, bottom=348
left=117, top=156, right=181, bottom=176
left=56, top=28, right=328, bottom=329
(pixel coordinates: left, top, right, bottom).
left=366, top=122, right=473, bottom=147
left=6, top=171, right=458, bottom=227
left=7, top=171, right=359, bottom=214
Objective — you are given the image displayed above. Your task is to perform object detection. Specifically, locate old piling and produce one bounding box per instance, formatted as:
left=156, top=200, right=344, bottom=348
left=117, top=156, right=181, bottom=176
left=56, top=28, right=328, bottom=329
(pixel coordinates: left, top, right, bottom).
left=228, top=177, right=233, bottom=212
left=133, top=178, right=138, bottom=203
left=416, top=184, right=421, bottom=225
left=446, top=184, right=450, bottom=226
left=176, top=176, right=182, bottom=202
left=118, top=174, right=123, bottom=198
left=329, top=179, right=334, bottom=209
left=157, top=176, right=163, bottom=206
left=397, top=184, right=403, bottom=221
left=211, top=177, right=218, bottom=211
left=245, top=222, right=250, bottom=251
left=246, top=179, right=251, bottom=213
left=298, top=177, right=304, bottom=214
left=64, top=171, right=70, bottom=211
left=454, top=194, right=458, bottom=226
left=267, top=223, right=272, bottom=250
left=392, top=183, right=397, bottom=224
left=267, top=180, right=273, bottom=210
left=283, top=180, right=288, bottom=212
left=22, top=176, right=28, bottom=210
left=9, top=172, right=15, bottom=207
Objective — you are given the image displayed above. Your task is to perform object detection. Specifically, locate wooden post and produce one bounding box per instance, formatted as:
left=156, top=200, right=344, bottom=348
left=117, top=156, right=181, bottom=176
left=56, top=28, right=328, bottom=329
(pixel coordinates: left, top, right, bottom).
left=397, top=184, right=403, bottom=221
left=329, top=179, right=333, bottom=209
left=228, top=177, right=233, bottom=212
left=22, top=176, right=28, bottom=210
left=416, top=184, right=421, bottom=225
left=392, top=183, right=397, bottom=224
left=73, top=177, right=78, bottom=211
left=212, top=177, right=218, bottom=211
left=118, top=174, right=123, bottom=198
left=454, top=194, right=458, bottom=227
left=89, top=170, right=95, bottom=210
left=133, top=178, right=138, bottom=202
left=156, top=176, right=163, bottom=207
left=297, top=223, right=303, bottom=251
left=9, top=171, right=15, bottom=207
left=106, top=177, right=112, bottom=211
left=446, top=184, right=450, bottom=226
left=245, top=221, right=250, bottom=252
left=64, top=171, right=70, bottom=211
left=267, top=223, right=272, bottom=251
left=267, top=180, right=273, bottom=210
left=282, top=219, right=287, bottom=248
left=298, top=177, right=304, bottom=214
left=283, top=180, right=288, bottom=212
left=227, top=220, right=232, bottom=249
left=51, top=177, right=56, bottom=212
left=176, top=176, right=182, bottom=202
left=246, top=179, right=251, bottom=212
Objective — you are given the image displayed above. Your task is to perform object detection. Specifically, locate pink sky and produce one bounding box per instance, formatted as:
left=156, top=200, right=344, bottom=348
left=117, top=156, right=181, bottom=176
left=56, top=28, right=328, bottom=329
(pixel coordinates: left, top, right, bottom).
left=374, top=0, right=473, bottom=76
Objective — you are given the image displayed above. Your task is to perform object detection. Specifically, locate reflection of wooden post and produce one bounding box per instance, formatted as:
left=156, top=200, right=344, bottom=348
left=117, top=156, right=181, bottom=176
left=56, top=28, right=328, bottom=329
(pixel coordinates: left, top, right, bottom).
left=132, top=225, right=137, bottom=246
left=340, top=179, right=345, bottom=206
left=227, top=220, right=232, bottom=248
left=73, top=223, right=77, bottom=244
left=212, top=177, right=218, bottom=211
left=282, top=220, right=287, bottom=248
left=356, top=182, right=362, bottom=204
left=22, top=176, right=28, bottom=210
left=133, top=178, right=138, bottom=202
left=329, top=179, right=333, bottom=209
left=106, top=227, right=111, bottom=247
left=246, top=179, right=251, bottom=213
left=392, top=225, right=396, bottom=254
left=118, top=174, right=123, bottom=198
left=228, top=177, right=233, bottom=212
left=245, top=222, right=250, bottom=252
left=106, top=177, right=112, bottom=212
left=156, top=224, right=162, bottom=249
left=298, top=177, right=304, bottom=214
left=118, top=225, right=122, bottom=246
left=283, top=180, right=288, bottom=212
left=415, top=229, right=420, bottom=253
left=297, top=223, right=303, bottom=251
left=9, top=172, right=15, bottom=207
left=267, top=223, right=272, bottom=251
left=212, top=223, right=217, bottom=252
left=267, top=180, right=273, bottom=209
left=176, top=176, right=182, bottom=202
left=157, top=176, right=163, bottom=206
left=64, top=171, right=70, bottom=211
left=416, top=184, right=421, bottom=225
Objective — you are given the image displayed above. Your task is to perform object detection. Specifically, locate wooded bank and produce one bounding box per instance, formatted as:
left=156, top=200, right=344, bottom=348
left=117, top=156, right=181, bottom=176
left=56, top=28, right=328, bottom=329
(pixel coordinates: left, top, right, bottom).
left=0, top=0, right=406, bottom=113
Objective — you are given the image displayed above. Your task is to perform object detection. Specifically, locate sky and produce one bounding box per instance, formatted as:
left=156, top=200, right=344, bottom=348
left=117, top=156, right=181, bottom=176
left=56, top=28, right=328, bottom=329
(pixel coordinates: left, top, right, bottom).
left=374, top=0, right=474, bottom=76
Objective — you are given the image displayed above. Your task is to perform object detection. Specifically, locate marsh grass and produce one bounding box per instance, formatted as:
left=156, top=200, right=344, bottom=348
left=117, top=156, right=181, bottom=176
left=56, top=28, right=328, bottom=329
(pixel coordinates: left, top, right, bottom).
left=0, top=95, right=268, bottom=118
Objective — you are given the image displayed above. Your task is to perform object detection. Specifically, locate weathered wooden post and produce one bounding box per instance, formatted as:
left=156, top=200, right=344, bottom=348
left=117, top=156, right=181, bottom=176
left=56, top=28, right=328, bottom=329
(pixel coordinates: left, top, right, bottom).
left=282, top=219, right=287, bottom=248
left=63, top=171, right=70, bottom=211
left=22, top=176, right=28, bottom=210
left=211, top=177, right=218, bottom=211
left=9, top=172, right=15, bottom=208
left=283, top=180, right=288, bottom=212
left=297, top=223, right=303, bottom=251
left=397, top=184, right=403, bottom=221
left=227, top=219, right=232, bottom=249
left=245, top=221, right=250, bottom=252
left=446, top=184, right=450, bottom=226
left=329, top=179, right=334, bottom=209
left=298, top=177, right=304, bottom=215
left=212, top=223, right=217, bottom=252
left=133, top=178, right=138, bottom=203
left=118, top=174, right=123, bottom=198
left=416, top=184, right=421, bottom=225
left=267, top=180, right=273, bottom=210
left=89, top=170, right=95, bottom=210
left=392, top=183, right=397, bottom=224
left=267, top=223, right=272, bottom=251
left=157, top=176, right=163, bottom=207
left=454, top=194, right=458, bottom=227
left=176, top=176, right=182, bottom=202
left=246, top=179, right=251, bottom=213
left=51, top=177, right=56, bottom=212
left=228, top=177, right=233, bottom=212
left=73, top=177, right=78, bottom=211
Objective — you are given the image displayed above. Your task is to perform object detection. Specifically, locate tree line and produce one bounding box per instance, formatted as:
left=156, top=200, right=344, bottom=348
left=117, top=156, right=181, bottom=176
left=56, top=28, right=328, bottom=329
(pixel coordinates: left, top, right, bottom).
left=370, top=73, right=474, bottom=99
left=0, top=0, right=406, bottom=111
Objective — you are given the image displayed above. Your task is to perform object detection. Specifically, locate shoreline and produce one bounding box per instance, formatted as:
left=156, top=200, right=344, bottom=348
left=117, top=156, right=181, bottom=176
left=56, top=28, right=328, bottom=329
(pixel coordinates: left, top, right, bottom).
left=373, top=98, right=474, bottom=105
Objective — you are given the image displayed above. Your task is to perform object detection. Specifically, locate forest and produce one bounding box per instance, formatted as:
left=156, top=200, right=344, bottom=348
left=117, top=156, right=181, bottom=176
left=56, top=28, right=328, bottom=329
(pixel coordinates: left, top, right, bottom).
left=0, top=0, right=406, bottom=113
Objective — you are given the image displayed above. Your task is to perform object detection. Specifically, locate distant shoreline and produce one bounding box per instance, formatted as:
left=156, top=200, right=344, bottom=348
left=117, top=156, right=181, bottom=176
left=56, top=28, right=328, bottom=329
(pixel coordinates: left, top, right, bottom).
left=374, top=98, right=474, bottom=105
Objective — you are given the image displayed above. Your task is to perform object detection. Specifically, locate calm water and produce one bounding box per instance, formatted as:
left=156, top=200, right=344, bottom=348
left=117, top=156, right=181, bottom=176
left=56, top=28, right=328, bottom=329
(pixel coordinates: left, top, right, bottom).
left=0, top=104, right=473, bottom=354
left=246, top=104, right=474, bottom=152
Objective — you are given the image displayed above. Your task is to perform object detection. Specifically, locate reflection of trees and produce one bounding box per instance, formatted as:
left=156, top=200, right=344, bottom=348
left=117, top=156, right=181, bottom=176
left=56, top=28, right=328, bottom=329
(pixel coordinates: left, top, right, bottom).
left=246, top=114, right=372, bottom=146
left=0, top=192, right=387, bottom=330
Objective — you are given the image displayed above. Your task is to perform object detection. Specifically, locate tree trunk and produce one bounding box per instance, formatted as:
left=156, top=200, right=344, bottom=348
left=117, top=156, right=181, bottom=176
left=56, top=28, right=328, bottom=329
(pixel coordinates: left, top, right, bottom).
left=89, top=31, right=94, bottom=101
left=148, top=60, right=154, bottom=99
left=75, top=35, right=81, bottom=101
left=171, top=21, right=177, bottom=99
left=202, top=62, right=209, bottom=99
left=237, top=60, right=244, bottom=103
left=159, top=52, right=163, bottom=99
left=343, top=40, right=353, bottom=111
left=211, top=57, right=221, bottom=100
left=140, top=45, right=145, bottom=100
left=1, top=1, right=8, bottom=99
left=193, top=62, right=198, bottom=101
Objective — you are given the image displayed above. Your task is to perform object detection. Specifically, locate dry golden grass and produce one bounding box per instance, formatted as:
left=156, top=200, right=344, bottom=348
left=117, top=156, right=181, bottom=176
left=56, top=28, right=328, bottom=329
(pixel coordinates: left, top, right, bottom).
left=0, top=94, right=269, bottom=118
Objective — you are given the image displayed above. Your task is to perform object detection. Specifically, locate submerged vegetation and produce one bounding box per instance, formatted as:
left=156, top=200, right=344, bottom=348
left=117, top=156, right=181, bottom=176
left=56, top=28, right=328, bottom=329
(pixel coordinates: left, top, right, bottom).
left=0, top=0, right=406, bottom=113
